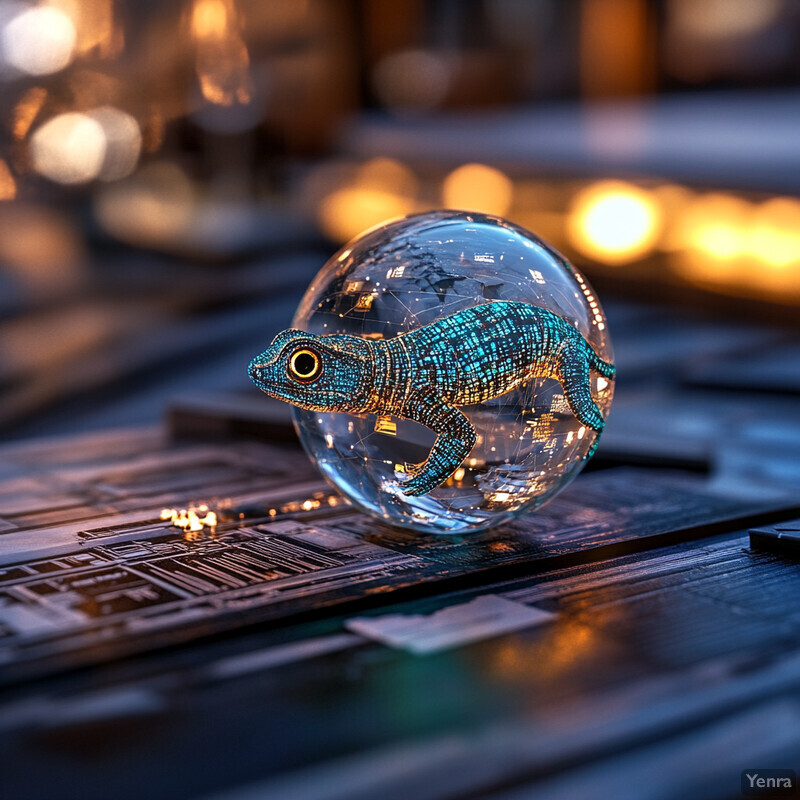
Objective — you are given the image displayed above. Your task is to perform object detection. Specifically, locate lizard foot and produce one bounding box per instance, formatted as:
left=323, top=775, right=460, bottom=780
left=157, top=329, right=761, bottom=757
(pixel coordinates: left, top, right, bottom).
left=400, top=472, right=441, bottom=497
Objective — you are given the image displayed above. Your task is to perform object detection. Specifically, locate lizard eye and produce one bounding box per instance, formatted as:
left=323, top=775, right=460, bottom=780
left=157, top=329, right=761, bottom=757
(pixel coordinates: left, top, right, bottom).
left=288, top=347, right=322, bottom=383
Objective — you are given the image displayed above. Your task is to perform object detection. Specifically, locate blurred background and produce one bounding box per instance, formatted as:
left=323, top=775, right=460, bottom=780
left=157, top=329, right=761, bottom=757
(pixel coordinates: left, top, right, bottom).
left=2, top=6, right=800, bottom=798
left=0, top=0, right=799, bottom=474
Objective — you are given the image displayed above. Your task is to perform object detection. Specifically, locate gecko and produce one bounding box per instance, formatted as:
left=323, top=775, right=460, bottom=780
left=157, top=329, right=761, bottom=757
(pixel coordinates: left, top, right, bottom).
left=248, top=301, right=615, bottom=497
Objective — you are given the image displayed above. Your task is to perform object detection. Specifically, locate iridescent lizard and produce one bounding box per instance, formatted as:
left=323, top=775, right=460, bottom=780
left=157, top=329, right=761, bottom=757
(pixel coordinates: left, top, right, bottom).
left=248, top=301, right=615, bottom=496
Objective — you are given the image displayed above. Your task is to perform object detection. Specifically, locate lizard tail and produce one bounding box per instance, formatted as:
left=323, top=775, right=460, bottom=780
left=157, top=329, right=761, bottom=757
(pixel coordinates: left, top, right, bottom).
left=588, top=348, right=616, bottom=379
left=586, top=429, right=602, bottom=459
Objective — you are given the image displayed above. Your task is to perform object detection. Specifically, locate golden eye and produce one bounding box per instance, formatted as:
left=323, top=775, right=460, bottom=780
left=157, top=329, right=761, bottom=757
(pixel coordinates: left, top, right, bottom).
left=288, top=348, right=322, bottom=383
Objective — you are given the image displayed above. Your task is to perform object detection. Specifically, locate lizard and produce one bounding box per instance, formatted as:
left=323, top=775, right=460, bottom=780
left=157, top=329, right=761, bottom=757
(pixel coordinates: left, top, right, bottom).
left=248, top=300, right=615, bottom=497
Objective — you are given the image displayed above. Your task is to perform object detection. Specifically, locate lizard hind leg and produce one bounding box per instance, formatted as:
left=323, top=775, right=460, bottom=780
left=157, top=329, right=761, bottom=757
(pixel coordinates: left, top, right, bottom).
left=558, top=342, right=606, bottom=435
left=398, top=390, right=477, bottom=497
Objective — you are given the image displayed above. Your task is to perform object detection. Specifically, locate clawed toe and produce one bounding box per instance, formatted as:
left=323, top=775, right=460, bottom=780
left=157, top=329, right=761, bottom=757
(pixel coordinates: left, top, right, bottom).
left=400, top=476, right=433, bottom=496
left=395, top=462, right=436, bottom=496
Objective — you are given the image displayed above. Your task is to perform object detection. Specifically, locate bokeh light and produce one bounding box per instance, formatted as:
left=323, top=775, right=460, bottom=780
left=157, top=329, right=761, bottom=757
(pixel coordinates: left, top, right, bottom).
left=90, top=106, right=142, bottom=181
left=0, top=203, right=84, bottom=292
left=30, top=107, right=141, bottom=185
left=1, top=4, right=76, bottom=75
left=669, top=0, right=782, bottom=40
left=30, top=112, right=107, bottom=184
left=318, top=158, right=418, bottom=243
left=747, top=197, right=800, bottom=268
left=319, top=187, right=413, bottom=244
left=671, top=192, right=800, bottom=301
left=442, top=163, right=513, bottom=217
left=568, top=180, right=662, bottom=264
left=94, top=161, right=196, bottom=248
left=678, top=193, right=751, bottom=260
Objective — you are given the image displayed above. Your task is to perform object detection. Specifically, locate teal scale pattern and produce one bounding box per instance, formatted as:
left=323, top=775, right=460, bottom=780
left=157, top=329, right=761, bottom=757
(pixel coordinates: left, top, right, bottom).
left=249, top=301, right=615, bottom=496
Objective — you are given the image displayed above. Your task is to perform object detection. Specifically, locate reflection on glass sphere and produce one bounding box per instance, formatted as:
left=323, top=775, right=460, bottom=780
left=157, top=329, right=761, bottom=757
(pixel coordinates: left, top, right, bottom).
left=292, top=211, right=614, bottom=534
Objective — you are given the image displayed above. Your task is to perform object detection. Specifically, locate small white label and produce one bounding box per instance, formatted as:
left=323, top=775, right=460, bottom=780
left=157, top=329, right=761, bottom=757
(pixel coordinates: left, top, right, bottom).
left=346, top=595, right=555, bottom=655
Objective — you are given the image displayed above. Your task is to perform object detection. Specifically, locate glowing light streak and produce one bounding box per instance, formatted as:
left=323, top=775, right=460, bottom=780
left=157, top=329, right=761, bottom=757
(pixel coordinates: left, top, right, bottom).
left=190, top=0, right=252, bottom=107
left=0, top=160, right=16, bottom=200
left=12, top=87, right=47, bottom=140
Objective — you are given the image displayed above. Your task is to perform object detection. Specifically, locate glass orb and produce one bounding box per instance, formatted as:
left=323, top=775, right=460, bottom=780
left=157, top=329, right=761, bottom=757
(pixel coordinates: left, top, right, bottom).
left=292, top=211, right=614, bottom=534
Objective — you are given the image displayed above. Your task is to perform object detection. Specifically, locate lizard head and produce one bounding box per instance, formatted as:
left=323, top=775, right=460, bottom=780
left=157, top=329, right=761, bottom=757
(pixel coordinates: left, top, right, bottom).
left=248, top=329, right=372, bottom=412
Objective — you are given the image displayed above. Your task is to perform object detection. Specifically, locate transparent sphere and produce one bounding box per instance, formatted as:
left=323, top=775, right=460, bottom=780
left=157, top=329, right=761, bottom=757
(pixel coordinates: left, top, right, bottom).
left=292, top=211, right=614, bottom=533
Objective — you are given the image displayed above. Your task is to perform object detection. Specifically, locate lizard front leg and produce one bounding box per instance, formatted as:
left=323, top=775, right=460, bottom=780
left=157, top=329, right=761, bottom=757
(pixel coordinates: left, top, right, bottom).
left=397, top=389, right=477, bottom=496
